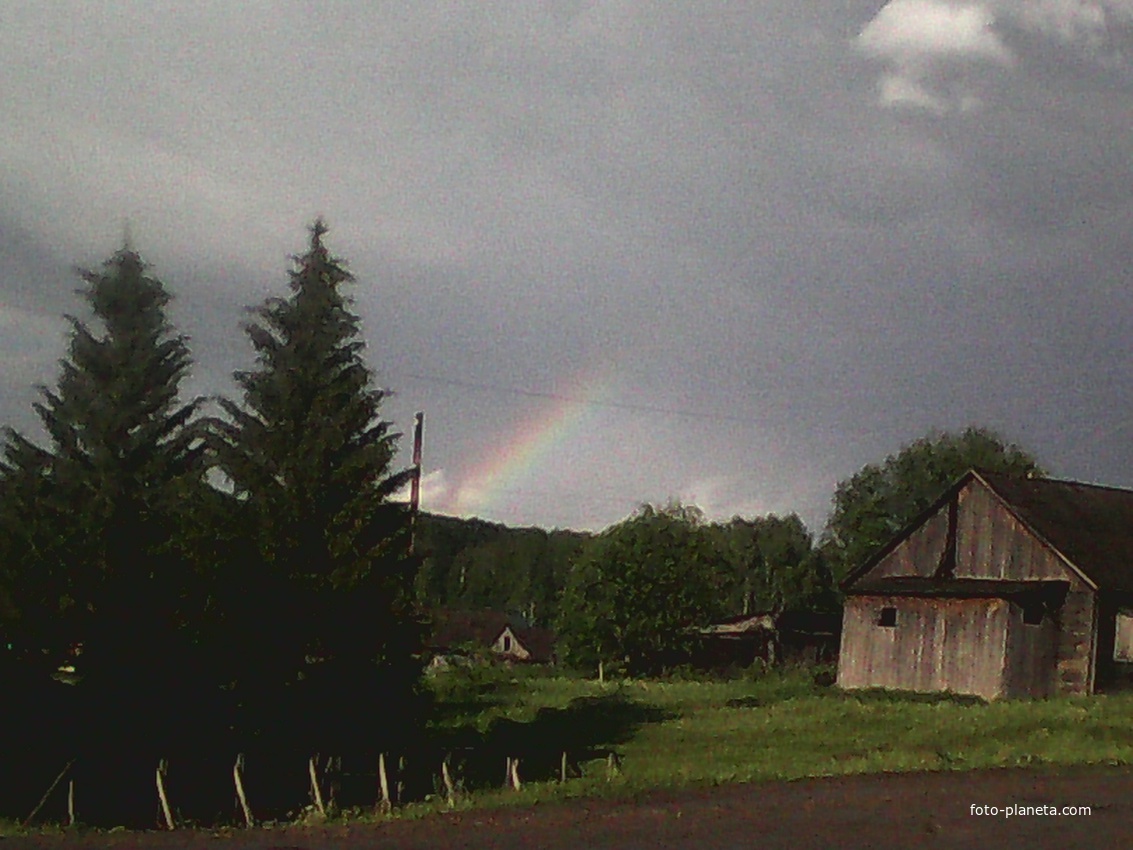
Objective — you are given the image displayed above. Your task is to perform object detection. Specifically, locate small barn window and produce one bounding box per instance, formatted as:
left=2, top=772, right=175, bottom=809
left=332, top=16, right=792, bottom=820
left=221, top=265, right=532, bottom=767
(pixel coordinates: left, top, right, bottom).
left=1022, top=600, right=1044, bottom=626
left=502, top=634, right=512, bottom=652
left=877, top=607, right=897, bottom=628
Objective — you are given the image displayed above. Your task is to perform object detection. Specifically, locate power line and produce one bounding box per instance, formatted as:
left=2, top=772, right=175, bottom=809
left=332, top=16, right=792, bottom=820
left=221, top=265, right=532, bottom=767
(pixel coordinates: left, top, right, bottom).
left=387, top=370, right=759, bottom=425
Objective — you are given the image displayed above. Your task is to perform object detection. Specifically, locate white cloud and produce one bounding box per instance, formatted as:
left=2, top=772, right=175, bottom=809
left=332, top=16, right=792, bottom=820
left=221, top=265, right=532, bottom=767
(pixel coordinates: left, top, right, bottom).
left=859, top=0, right=1014, bottom=112
left=860, top=0, right=1013, bottom=63
left=877, top=73, right=951, bottom=113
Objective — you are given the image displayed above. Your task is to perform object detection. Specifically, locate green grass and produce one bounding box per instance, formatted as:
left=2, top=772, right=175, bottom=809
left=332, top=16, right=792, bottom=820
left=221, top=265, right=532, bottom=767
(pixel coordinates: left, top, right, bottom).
left=385, top=664, right=1133, bottom=818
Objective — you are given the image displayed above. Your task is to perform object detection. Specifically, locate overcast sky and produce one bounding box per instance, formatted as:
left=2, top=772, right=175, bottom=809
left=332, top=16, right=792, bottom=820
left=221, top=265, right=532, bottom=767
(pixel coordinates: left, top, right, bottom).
left=2, top=1, right=1133, bottom=533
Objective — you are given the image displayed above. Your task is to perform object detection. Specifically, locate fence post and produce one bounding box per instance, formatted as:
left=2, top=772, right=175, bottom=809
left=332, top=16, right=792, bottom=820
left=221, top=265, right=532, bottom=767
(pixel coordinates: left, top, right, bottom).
left=233, top=754, right=254, bottom=827
left=309, top=756, right=327, bottom=818
left=606, top=752, right=621, bottom=781
left=442, top=757, right=456, bottom=808
left=378, top=752, right=392, bottom=813
left=156, top=759, right=175, bottom=830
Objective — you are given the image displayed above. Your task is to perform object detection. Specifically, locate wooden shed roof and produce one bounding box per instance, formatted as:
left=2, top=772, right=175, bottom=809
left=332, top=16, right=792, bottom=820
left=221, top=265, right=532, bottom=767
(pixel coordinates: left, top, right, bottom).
left=844, top=470, right=1133, bottom=594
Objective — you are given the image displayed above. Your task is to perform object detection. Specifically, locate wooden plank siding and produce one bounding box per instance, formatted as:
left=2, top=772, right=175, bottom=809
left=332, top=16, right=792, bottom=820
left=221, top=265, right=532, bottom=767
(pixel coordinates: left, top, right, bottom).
left=1003, top=600, right=1058, bottom=698
left=870, top=505, right=950, bottom=579
left=954, top=485, right=1085, bottom=584
left=837, top=596, right=1010, bottom=700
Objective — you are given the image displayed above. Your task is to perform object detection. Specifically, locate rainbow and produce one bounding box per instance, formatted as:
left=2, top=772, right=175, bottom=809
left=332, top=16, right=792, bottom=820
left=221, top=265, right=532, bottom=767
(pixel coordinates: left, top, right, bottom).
left=452, top=363, right=618, bottom=517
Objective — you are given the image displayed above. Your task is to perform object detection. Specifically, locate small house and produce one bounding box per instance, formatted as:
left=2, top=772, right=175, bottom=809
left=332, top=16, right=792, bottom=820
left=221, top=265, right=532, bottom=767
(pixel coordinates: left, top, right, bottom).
left=427, top=609, right=556, bottom=667
left=837, top=470, right=1133, bottom=700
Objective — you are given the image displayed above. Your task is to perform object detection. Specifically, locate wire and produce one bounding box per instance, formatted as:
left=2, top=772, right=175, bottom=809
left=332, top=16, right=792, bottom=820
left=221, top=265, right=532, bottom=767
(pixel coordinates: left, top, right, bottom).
left=387, top=370, right=759, bottom=425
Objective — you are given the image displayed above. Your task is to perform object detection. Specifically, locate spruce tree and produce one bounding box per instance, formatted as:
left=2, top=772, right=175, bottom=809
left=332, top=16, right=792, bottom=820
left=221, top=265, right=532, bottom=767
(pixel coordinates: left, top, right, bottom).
left=2, top=247, right=204, bottom=658
left=0, top=246, right=208, bottom=822
left=215, top=221, right=420, bottom=762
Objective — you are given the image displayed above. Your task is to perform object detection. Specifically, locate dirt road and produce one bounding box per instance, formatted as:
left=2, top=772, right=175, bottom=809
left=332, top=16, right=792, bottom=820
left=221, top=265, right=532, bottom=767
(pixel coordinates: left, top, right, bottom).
left=6, top=765, right=1132, bottom=849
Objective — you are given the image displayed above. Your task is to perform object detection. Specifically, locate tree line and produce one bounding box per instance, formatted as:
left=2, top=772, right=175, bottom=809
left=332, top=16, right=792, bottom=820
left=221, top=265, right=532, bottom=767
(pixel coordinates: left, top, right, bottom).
left=418, top=429, right=1040, bottom=675
left=0, top=217, right=1042, bottom=822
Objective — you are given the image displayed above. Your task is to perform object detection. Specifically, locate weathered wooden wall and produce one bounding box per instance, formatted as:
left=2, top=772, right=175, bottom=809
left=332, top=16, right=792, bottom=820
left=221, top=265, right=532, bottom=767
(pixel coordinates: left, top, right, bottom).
left=1002, top=601, right=1057, bottom=698
left=870, top=506, right=949, bottom=579
left=954, top=485, right=1081, bottom=582
left=838, top=596, right=1010, bottom=700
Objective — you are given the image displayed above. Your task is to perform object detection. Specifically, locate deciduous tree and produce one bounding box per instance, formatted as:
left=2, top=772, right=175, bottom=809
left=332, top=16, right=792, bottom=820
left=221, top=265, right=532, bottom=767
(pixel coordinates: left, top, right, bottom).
left=557, top=503, right=725, bottom=674
left=823, top=427, right=1042, bottom=579
left=715, top=514, right=833, bottom=614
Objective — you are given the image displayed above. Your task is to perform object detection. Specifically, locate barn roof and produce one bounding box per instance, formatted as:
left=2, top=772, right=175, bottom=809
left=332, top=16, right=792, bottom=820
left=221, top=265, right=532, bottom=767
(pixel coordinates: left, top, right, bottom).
left=844, top=470, right=1133, bottom=594
left=978, top=472, right=1133, bottom=592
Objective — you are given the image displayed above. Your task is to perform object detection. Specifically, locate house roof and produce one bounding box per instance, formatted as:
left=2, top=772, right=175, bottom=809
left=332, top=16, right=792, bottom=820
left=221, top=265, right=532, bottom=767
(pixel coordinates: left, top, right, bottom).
left=428, top=609, right=512, bottom=651
left=510, top=625, right=556, bottom=663
left=844, top=470, right=1133, bottom=594
left=699, top=613, right=777, bottom=635
left=698, top=611, right=841, bottom=636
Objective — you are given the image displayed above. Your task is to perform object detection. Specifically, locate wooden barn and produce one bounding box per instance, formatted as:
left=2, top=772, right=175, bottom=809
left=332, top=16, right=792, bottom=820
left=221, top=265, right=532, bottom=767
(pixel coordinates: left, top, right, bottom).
left=837, top=470, right=1133, bottom=700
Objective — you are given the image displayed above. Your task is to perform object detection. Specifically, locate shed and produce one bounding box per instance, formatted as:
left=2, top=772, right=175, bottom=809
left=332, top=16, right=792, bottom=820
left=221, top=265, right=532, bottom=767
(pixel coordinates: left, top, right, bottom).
left=697, top=611, right=840, bottom=668
left=837, top=470, right=1133, bottom=699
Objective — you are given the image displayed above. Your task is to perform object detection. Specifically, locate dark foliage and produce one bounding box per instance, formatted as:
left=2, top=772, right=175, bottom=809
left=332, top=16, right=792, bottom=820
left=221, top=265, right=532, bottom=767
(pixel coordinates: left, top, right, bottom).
left=211, top=221, right=425, bottom=787
left=822, top=427, right=1042, bottom=581
left=557, top=503, right=728, bottom=675
left=413, top=513, right=588, bottom=626
left=0, top=247, right=216, bottom=825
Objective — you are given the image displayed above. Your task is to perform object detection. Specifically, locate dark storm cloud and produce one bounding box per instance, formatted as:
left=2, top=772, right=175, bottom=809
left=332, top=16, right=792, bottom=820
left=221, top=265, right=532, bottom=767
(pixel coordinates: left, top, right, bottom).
left=1, top=1, right=1131, bottom=531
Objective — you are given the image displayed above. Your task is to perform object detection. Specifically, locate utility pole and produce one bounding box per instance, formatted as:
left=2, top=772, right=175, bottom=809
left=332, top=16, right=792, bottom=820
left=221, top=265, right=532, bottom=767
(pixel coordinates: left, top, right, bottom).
left=408, top=411, right=424, bottom=555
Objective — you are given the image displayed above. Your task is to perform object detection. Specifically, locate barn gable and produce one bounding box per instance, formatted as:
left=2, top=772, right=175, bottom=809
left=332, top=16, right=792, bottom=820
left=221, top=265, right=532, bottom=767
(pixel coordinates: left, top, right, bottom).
left=847, top=472, right=1087, bottom=590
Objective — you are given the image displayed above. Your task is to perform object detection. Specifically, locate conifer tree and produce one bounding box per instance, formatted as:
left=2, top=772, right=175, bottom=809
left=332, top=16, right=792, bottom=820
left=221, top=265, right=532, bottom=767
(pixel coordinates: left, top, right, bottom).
left=214, top=220, right=420, bottom=758
left=0, top=246, right=209, bottom=823
left=1, top=247, right=204, bottom=667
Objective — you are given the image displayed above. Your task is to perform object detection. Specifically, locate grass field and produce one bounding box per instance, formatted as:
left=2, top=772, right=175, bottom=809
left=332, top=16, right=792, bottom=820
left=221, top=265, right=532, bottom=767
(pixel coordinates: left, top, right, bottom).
left=409, top=663, right=1133, bottom=814
left=7, top=665, right=1133, bottom=833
